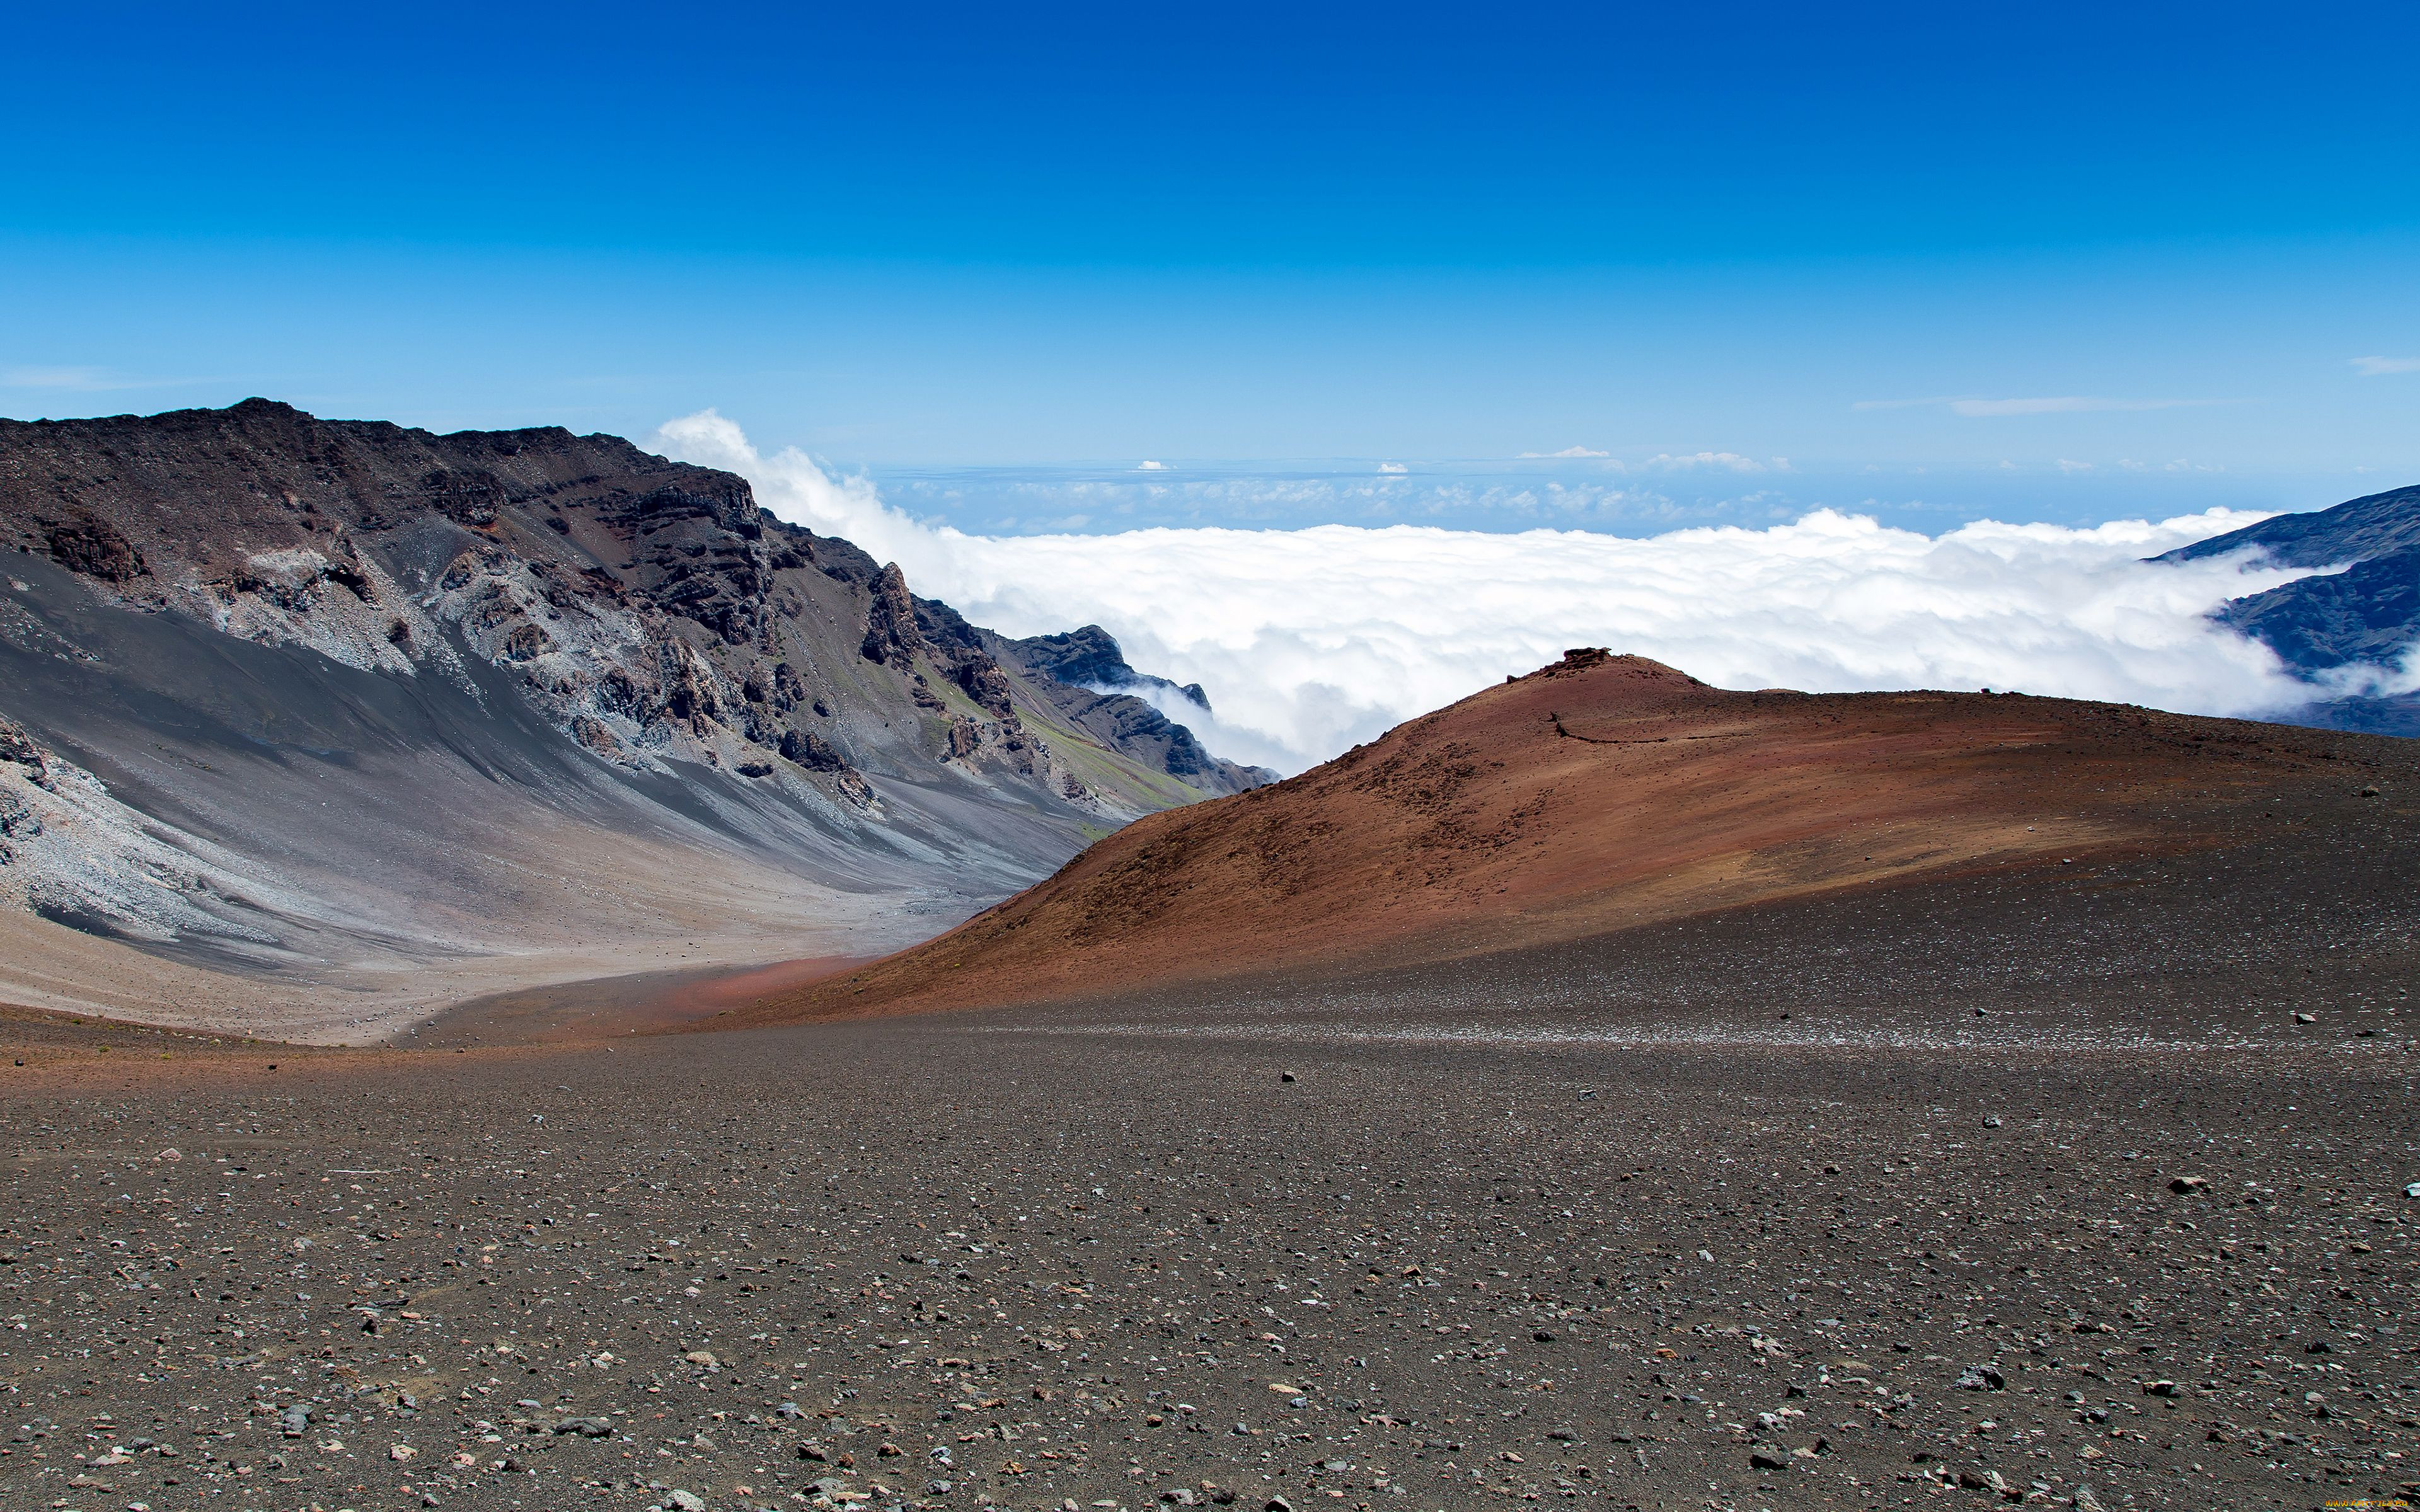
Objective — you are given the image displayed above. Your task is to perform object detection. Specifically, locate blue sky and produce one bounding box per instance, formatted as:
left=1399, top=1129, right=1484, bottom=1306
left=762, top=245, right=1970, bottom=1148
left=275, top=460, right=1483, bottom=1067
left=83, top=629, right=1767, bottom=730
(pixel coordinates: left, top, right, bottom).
left=5, top=1, right=2417, bottom=533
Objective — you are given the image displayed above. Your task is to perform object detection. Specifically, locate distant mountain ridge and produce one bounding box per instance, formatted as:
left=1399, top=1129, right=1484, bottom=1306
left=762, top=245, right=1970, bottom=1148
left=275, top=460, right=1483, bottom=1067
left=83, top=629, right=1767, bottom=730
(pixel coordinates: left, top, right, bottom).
left=988, top=624, right=1275, bottom=794
left=2159, top=483, right=2420, bottom=568
left=0, top=399, right=1262, bottom=1038
left=2157, top=483, right=2420, bottom=736
left=998, top=624, right=1213, bottom=709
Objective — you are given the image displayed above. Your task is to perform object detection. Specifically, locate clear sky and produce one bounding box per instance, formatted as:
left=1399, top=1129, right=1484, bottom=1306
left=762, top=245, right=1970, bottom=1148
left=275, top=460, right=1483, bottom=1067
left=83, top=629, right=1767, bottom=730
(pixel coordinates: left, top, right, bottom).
left=5, top=1, right=2417, bottom=530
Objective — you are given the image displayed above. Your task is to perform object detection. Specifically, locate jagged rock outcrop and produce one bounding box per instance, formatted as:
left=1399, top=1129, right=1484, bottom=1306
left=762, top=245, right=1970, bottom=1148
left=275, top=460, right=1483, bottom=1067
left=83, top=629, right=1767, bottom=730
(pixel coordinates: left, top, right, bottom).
left=779, top=727, right=846, bottom=771
left=0, top=714, right=42, bottom=866
left=0, top=713, right=43, bottom=779
left=908, top=594, right=1021, bottom=722
left=45, top=518, right=146, bottom=581
left=858, top=562, right=925, bottom=669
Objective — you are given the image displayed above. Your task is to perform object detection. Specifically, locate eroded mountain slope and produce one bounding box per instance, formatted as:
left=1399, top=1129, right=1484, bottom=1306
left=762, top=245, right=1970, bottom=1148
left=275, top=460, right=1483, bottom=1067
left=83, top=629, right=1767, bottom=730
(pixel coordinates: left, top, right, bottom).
left=0, top=400, right=1253, bottom=1037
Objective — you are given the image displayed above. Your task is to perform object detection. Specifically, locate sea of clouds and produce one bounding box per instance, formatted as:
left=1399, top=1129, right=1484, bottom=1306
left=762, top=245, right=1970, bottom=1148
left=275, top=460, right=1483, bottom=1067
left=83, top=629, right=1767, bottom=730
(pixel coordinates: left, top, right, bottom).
left=657, top=411, right=2394, bottom=776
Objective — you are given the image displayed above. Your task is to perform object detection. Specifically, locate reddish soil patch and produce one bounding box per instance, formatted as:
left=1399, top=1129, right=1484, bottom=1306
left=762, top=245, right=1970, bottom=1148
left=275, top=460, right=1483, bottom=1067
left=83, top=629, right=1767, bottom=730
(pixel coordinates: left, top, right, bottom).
left=735, top=651, right=2399, bottom=1025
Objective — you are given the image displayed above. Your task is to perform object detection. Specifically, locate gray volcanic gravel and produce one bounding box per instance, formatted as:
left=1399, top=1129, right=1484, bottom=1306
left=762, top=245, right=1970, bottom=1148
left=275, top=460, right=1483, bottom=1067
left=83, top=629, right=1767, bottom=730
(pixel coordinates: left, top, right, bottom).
left=0, top=791, right=2415, bottom=1512
left=2, top=1019, right=2414, bottom=1512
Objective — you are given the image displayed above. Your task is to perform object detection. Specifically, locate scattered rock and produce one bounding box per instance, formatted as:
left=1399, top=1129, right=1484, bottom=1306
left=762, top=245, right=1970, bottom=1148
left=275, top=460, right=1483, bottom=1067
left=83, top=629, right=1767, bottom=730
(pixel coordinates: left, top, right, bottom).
left=1976, top=1467, right=2020, bottom=1498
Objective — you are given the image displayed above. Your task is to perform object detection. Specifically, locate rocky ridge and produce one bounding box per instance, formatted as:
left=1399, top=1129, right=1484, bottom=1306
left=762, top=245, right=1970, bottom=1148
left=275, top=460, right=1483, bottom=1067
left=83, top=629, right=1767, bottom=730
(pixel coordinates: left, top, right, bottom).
left=0, top=399, right=1242, bottom=816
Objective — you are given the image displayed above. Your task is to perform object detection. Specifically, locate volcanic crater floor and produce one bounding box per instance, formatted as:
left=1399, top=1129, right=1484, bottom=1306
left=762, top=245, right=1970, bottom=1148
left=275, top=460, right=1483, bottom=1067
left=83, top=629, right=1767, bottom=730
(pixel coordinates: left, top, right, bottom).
left=1, top=802, right=2415, bottom=1512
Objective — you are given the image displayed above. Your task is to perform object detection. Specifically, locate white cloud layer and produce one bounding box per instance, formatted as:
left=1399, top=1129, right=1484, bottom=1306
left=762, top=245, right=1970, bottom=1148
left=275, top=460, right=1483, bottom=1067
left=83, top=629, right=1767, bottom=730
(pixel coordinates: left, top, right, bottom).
left=657, top=410, right=2358, bottom=776
left=2350, top=355, right=2420, bottom=376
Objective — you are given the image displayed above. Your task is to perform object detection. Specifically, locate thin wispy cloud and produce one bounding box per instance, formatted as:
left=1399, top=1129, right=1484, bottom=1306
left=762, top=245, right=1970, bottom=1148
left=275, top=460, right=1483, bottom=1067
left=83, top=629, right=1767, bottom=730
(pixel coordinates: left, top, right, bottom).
left=657, top=410, right=2333, bottom=776
left=1646, top=451, right=1781, bottom=472
left=1504, top=449, right=1782, bottom=471
left=2349, top=356, right=2420, bottom=377
left=1857, top=395, right=2228, bottom=417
